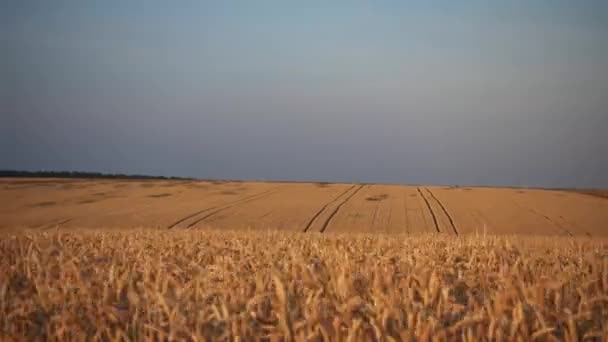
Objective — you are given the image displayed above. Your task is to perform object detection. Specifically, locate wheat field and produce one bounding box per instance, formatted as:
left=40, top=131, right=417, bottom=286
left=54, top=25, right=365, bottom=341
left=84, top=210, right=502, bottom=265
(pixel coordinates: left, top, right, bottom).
left=1, top=228, right=607, bottom=341
left=2, top=178, right=607, bottom=236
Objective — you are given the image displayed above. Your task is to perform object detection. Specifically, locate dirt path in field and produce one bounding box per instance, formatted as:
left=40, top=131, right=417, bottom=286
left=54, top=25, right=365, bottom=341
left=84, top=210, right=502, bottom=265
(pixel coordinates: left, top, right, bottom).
left=303, top=185, right=356, bottom=232
left=167, top=188, right=280, bottom=229
left=319, top=185, right=366, bottom=233
left=425, top=188, right=459, bottom=235
left=417, top=187, right=441, bottom=233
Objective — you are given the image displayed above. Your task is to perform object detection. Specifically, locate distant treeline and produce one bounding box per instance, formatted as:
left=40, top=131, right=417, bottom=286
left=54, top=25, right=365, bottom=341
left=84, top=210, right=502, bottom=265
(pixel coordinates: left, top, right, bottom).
left=0, top=170, right=193, bottom=181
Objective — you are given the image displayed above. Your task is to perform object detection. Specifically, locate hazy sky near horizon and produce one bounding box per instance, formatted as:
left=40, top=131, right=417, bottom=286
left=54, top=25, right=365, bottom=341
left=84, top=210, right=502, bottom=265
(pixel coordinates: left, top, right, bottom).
left=2, top=1, right=608, bottom=187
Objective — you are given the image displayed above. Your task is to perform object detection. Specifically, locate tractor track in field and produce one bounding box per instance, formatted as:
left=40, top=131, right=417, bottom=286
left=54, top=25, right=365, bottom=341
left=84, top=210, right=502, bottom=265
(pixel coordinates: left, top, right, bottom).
left=416, top=199, right=431, bottom=233
left=511, top=200, right=574, bottom=237
left=471, top=210, right=490, bottom=233
left=303, top=185, right=356, bottom=232
left=402, top=190, right=410, bottom=235
left=167, top=208, right=214, bottom=229
left=386, top=200, right=393, bottom=233
left=167, top=188, right=279, bottom=229
left=425, top=188, right=459, bottom=235
left=36, top=218, right=73, bottom=230
left=417, top=187, right=441, bottom=233
left=529, top=208, right=574, bottom=237
left=371, top=202, right=380, bottom=229
left=186, top=188, right=280, bottom=229
left=558, top=215, right=592, bottom=238
left=320, top=184, right=366, bottom=233
left=259, top=209, right=276, bottom=219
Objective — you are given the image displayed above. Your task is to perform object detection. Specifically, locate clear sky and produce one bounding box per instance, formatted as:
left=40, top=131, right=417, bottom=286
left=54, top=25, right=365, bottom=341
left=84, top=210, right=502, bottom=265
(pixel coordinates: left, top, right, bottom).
left=2, top=1, right=608, bottom=187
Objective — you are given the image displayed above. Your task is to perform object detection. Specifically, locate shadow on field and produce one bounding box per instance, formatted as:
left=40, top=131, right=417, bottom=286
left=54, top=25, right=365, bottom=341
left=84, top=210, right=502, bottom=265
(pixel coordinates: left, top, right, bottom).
left=366, top=194, right=389, bottom=201
left=31, top=201, right=56, bottom=207
left=148, top=193, right=172, bottom=198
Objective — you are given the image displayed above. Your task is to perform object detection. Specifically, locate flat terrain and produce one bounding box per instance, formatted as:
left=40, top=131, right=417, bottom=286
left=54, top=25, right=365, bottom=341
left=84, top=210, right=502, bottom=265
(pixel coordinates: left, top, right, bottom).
left=1, top=178, right=607, bottom=236
left=2, top=178, right=608, bottom=340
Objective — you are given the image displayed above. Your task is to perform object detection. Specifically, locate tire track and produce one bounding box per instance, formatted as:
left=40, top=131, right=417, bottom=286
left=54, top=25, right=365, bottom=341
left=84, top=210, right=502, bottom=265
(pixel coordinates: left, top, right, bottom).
left=371, top=202, right=380, bottom=230
left=417, top=187, right=441, bottom=233
left=386, top=199, right=393, bottom=233
left=530, top=209, right=574, bottom=237
left=186, top=188, right=280, bottom=229
left=259, top=209, right=276, bottom=219
left=303, top=185, right=356, bottom=232
left=167, top=188, right=278, bottom=229
left=425, top=188, right=459, bottom=235
left=471, top=210, right=490, bottom=234
left=558, top=215, right=591, bottom=238
left=37, top=218, right=73, bottom=230
left=417, top=201, right=430, bottom=233
left=319, top=184, right=366, bottom=233
left=167, top=208, right=215, bottom=229
left=511, top=200, right=574, bottom=237
left=402, top=190, right=410, bottom=235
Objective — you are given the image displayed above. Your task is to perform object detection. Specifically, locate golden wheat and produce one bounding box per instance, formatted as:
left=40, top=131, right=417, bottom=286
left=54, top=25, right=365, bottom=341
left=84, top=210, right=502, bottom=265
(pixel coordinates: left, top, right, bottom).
left=1, top=228, right=607, bottom=341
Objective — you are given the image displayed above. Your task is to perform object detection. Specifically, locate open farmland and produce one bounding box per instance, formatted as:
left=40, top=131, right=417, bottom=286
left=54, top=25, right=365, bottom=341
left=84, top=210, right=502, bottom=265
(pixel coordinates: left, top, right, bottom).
left=1, top=178, right=607, bottom=236
left=2, top=178, right=608, bottom=340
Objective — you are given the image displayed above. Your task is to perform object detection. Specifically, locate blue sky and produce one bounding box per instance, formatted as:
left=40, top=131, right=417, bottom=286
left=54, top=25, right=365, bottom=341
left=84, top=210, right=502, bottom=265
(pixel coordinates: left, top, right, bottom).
left=2, top=1, right=608, bottom=187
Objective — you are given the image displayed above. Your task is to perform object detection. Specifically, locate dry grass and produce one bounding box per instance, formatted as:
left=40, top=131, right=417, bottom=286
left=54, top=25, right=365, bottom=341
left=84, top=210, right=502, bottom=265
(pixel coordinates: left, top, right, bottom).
left=1, top=229, right=607, bottom=341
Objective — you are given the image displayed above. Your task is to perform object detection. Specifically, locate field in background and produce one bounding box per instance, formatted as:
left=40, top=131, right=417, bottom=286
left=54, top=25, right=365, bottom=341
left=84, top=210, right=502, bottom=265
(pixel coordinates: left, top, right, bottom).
left=1, top=229, right=607, bottom=340
left=1, top=178, right=607, bottom=236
